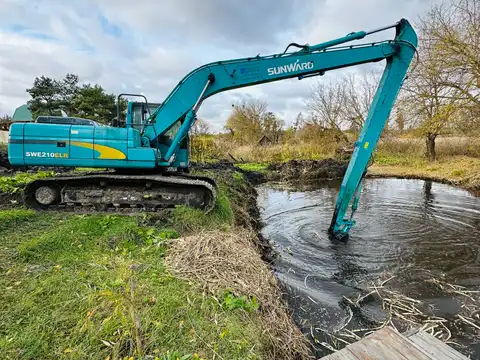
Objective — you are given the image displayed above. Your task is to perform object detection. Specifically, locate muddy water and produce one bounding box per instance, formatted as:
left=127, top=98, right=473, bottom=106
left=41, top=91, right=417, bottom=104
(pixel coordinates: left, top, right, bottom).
left=257, top=178, right=480, bottom=358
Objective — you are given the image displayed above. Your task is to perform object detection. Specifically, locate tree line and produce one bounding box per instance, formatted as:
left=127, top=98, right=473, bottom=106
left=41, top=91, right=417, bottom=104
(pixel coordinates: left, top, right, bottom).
left=25, top=73, right=126, bottom=124
left=5, top=0, right=479, bottom=162
left=224, top=0, right=480, bottom=161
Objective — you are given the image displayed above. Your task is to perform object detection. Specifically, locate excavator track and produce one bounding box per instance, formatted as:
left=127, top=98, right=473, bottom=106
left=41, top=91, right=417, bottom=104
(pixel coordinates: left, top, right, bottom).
left=23, top=173, right=217, bottom=214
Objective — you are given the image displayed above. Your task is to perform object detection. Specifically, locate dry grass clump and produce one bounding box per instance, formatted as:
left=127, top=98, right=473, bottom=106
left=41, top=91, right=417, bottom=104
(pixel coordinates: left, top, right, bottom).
left=165, top=229, right=310, bottom=360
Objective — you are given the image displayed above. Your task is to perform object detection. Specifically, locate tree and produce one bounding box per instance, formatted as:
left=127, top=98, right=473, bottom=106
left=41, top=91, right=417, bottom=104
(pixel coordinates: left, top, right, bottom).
left=59, top=73, right=80, bottom=114
left=27, top=76, right=64, bottom=118
left=343, top=70, right=381, bottom=131
left=224, top=99, right=284, bottom=144
left=426, top=1, right=480, bottom=110
left=71, top=84, right=117, bottom=124
left=192, top=118, right=210, bottom=136
left=262, top=112, right=284, bottom=144
left=26, top=74, right=125, bottom=124
left=401, top=3, right=470, bottom=161
left=225, top=99, right=266, bottom=144
left=293, top=112, right=305, bottom=132
left=402, top=43, right=460, bottom=161
left=306, top=79, right=348, bottom=142
left=0, top=114, right=12, bottom=131
left=395, top=108, right=405, bottom=133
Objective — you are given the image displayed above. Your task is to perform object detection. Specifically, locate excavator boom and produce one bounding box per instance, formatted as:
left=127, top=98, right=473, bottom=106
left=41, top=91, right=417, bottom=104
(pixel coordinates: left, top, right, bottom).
left=9, top=19, right=417, bottom=233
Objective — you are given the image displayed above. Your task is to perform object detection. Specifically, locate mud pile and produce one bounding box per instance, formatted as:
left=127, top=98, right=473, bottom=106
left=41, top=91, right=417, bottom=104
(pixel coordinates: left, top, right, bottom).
left=267, top=159, right=347, bottom=182
left=0, top=149, right=11, bottom=172
left=192, top=160, right=266, bottom=185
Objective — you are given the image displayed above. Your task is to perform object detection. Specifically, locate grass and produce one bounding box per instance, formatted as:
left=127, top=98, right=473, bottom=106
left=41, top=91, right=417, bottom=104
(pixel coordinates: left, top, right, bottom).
left=0, top=171, right=55, bottom=193
left=370, top=138, right=480, bottom=193
left=370, top=155, right=480, bottom=193
left=230, top=143, right=335, bottom=163
left=0, top=172, right=294, bottom=360
left=236, top=163, right=268, bottom=173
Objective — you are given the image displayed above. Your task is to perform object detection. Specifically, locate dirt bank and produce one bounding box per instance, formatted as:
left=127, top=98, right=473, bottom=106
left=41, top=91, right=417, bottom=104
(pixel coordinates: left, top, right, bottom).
left=266, top=159, right=348, bottom=182
left=0, top=148, right=11, bottom=172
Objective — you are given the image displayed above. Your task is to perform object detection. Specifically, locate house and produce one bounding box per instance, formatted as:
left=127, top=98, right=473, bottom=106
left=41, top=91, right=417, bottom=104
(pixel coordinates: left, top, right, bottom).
left=257, top=134, right=273, bottom=146
left=12, top=104, right=33, bottom=122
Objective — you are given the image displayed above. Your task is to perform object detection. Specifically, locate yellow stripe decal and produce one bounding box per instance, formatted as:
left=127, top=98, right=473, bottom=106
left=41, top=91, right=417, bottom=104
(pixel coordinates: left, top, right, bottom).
left=71, top=141, right=126, bottom=160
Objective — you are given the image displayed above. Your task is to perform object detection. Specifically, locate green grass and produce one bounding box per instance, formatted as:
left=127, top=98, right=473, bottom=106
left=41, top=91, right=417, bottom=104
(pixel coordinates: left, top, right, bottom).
left=0, top=175, right=269, bottom=359
left=236, top=163, right=268, bottom=172
left=0, top=171, right=55, bottom=193
left=373, top=149, right=426, bottom=167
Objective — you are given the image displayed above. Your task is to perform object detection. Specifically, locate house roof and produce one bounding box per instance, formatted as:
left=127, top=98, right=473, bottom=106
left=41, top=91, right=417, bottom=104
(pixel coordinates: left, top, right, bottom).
left=12, top=104, right=33, bottom=121
left=257, top=134, right=272, bottom=144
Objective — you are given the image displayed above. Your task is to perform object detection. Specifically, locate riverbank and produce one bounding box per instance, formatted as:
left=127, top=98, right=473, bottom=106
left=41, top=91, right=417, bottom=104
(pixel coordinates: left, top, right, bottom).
left=236, top=154, right=480, bottom=196
left=0, top=168, right=309, bottom=359
left=369, top=155, right=480, bottom=195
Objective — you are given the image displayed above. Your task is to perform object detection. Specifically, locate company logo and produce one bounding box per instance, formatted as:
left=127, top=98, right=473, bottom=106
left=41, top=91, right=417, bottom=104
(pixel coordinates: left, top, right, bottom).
left=267, top=60, right=314, bottom=76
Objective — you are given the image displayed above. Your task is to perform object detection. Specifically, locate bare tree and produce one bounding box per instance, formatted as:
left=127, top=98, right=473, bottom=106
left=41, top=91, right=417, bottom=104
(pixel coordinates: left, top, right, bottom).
left=262, top=112, right=284, bottom=144
left=402, top=28, right=461, bottom=161
left=343, top=70, right=381, bottom=131
left=192, top=118, right=210, bottom=136
left=425, top=0, right=480, bottom=110
left=306, top=79, right=349, bottom=142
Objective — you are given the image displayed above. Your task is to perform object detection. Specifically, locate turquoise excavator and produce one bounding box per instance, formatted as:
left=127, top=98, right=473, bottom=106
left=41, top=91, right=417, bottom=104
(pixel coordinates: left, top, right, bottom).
left=8, top=19, right=418, bottom=240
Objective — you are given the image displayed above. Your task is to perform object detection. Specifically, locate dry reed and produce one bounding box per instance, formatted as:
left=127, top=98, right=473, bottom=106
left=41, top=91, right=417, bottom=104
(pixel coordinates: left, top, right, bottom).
left=314, top=272, right=480, bottom=354
left=165, top=229, right=311, bottom=360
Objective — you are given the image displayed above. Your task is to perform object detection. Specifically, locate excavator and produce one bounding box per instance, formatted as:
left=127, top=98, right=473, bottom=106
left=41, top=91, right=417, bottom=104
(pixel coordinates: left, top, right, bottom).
left=8, top=19, right=417, bottom=240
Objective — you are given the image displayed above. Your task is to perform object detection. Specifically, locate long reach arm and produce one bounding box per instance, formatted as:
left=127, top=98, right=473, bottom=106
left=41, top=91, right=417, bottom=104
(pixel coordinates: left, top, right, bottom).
left=145, top=19, right=418, bottom=239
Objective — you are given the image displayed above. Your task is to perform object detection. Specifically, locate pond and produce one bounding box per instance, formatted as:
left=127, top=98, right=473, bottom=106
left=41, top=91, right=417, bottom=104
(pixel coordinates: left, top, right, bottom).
left=258, top=178, right=480, bottom=358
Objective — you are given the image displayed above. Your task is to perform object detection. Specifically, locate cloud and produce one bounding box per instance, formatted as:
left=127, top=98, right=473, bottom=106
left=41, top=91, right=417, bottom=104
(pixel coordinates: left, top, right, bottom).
left=0, top=0, right=430, bottom=131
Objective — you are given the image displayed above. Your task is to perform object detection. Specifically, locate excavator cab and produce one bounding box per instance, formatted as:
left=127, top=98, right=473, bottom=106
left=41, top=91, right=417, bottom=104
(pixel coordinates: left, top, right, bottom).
left=128, top=101, right=161, bottom=131
left=121, top=96, right=190, bottom=171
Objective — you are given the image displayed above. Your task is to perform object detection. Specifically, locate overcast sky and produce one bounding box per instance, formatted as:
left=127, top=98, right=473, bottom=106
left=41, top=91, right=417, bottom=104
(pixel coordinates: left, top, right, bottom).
left=0, top=0, right=432, bottom=131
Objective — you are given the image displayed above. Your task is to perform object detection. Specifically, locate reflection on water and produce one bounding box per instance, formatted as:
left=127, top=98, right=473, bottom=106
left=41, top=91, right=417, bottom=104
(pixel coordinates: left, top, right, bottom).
left=258, top=178, right=480, bottom=357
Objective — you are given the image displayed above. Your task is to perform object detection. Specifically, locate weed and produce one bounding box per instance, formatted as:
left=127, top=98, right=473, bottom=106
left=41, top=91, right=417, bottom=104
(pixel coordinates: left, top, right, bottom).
left=171, top=185, right=234, bottom=231
left=451, top=169, right=466, bottom=177
left=222, top=289, right=259, bottom=313
left=0, top=171, right=55, bottom=193
left=0, top=212, right=270, bottom=359
left=236, top=163, right=268, bottom=172
left=370, top=155, right=480, bottom=193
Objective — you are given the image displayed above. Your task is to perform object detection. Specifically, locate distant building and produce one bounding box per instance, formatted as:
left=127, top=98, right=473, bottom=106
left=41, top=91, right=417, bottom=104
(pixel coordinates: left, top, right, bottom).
left=12, top=104, right=33, bottom=122
left=257, top=134, right=273, bottom=146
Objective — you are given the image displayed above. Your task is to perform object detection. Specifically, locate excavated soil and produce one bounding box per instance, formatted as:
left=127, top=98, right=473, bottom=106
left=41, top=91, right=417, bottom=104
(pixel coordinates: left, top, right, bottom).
left=266, top=159, right=348, bottom=183
left=0, top=149, right=11, bottom=173
left=192, top=159, right=348, bottom=185
left=192, top=160, right=266, bottom=185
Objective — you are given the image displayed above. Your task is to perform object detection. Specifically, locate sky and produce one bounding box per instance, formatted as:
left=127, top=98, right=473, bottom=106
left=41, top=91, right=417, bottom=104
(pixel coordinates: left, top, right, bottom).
left=0, top=0, right=432, bottom=131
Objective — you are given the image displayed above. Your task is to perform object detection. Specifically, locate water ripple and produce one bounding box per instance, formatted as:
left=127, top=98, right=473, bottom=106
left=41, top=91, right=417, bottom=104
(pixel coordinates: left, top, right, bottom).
left=258, top=178, right=480, bottom=341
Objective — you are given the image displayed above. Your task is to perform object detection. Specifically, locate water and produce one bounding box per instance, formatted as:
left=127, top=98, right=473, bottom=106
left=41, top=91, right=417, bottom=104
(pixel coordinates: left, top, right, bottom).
left=257, top=178, right=480, bottom=358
